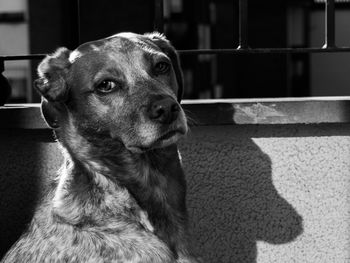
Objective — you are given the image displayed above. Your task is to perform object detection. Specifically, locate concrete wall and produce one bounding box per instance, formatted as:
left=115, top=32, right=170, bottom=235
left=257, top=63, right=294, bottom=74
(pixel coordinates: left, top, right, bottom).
left=181, top=124, right=350, bottom=263
left=1, top=123, right=350, bottom=262
left=3, top=99, right=350, bottom=262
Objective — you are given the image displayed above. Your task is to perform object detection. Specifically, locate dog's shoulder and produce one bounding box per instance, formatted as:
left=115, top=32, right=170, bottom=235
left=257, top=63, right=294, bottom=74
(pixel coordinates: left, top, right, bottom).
left=2, top=212, right=174, bottom=263
left=2, top=178, right=174, bottom=263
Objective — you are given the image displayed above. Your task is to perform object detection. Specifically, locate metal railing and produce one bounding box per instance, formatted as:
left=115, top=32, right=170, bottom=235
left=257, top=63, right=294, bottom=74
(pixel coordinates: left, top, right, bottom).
left=176, top=0, right=349, bottom=55
left=0, top=0, right=348, bottom=105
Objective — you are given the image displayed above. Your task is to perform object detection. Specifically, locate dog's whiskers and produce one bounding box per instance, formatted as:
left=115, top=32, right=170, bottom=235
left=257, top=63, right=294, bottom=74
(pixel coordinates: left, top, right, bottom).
left=183, top=109, right=199, bottom=127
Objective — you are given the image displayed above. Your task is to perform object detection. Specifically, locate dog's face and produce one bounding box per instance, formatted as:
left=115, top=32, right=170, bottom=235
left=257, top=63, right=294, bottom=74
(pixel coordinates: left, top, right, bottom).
left=35, top=32, right=187, bottom=153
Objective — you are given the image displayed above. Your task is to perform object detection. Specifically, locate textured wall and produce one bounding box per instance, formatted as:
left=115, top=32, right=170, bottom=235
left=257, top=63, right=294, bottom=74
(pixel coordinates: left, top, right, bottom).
left=181, top=125, right=350, bottom=263
left=1, top=124, right=350, bottom=262
left=0, top=130, right=61, bottom=257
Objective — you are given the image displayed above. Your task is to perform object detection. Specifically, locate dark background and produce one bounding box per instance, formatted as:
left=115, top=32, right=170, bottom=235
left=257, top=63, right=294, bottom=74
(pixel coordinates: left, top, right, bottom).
left=3, top=0, right=347, bottom=102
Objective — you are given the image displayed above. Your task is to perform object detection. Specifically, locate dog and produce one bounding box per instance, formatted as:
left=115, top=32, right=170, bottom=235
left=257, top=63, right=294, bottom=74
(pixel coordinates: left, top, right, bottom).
left=1, top=32, right=199, bottom=263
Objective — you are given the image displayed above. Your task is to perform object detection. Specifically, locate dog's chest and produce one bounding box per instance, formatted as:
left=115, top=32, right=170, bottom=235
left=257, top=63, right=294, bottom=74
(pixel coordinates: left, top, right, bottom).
left=127, top=162, right=187, bottom=252
left=101, top=185, right=155, bottom=232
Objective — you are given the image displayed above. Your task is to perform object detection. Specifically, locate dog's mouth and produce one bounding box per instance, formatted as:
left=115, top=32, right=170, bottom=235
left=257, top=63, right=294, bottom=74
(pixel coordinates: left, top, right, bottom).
left=155, top=129, right=185, bottom=143
left=127, top=128, right=186, bottom=153
left=147, top=128, right=186, bottom=150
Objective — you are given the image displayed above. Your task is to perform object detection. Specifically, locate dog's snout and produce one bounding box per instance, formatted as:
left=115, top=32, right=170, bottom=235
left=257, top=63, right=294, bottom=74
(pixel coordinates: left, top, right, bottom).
left=149, top=98, right=180, bottom=124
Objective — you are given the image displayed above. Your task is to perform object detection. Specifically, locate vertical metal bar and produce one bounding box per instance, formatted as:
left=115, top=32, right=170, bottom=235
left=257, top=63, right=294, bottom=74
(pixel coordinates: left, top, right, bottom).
left=0, top=60, right=11, bottom=106
left=154, top=0, right=164, bottom=33
left=77, top=0, right=81, bottom=45
left=238, top=0, right=249, bottom=49
left=324, top=0, right=336, bottom=48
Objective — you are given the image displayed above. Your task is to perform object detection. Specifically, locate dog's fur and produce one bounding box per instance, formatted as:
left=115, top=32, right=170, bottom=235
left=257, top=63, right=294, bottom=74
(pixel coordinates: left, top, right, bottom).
left=2, top=32, right=198, bottom=263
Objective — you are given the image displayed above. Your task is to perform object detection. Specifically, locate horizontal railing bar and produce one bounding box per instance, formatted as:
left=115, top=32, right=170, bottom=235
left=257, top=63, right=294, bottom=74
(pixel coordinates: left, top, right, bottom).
left=3, top=47, right=350, bottom=61
left=1, top=54, right=45, bottom=61
left=178, top=47, right=350, bottom=55
left=5, top=97, right=350, bottom=128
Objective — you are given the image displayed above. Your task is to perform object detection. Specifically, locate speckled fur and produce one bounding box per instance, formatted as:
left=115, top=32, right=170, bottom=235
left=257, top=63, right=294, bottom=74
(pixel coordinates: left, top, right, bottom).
left=1, top=32, right=198, bottom=263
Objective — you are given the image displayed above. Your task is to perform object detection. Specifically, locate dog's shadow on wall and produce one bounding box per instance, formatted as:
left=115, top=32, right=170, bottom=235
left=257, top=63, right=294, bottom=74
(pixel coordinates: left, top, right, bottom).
left=180, top=126, right=304, bottom=263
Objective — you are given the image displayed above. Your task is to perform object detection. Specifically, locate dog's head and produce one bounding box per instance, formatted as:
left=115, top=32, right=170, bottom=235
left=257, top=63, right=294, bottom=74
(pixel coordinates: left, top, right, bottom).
left=35, top=32, right=187, bottom=153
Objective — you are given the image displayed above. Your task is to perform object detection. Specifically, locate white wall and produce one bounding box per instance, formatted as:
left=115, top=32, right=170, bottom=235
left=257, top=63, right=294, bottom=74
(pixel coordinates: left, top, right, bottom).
left=0, top=0, right=31, bottom=102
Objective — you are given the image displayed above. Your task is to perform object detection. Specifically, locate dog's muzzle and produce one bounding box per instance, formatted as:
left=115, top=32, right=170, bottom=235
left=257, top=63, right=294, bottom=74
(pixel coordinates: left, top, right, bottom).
left=148, top=97, right=180, bottom=124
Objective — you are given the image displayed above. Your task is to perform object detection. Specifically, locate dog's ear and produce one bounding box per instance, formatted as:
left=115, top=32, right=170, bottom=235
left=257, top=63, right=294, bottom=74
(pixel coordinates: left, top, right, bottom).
left=145, top=32, right=184, bottom=102
left=41, top=98, right=64, bottom=129
left=34, top=47, right=72, bottom=129
left=34, top=47, right=72, bottom=102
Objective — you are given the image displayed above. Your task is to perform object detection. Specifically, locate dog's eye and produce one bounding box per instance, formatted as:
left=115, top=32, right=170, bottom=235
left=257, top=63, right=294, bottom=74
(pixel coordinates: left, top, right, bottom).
left=96, top=80, right=118, bottom=94
left=154, top=61, right=170, bottom=74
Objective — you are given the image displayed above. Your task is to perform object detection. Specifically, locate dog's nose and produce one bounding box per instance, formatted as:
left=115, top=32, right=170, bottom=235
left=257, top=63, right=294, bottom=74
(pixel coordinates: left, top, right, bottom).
left=149, top=98, right=180, bottom=124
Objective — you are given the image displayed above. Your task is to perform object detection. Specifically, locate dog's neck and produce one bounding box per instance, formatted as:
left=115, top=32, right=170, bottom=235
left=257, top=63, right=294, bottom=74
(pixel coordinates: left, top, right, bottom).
left=52, top=127, right=188, bottom=255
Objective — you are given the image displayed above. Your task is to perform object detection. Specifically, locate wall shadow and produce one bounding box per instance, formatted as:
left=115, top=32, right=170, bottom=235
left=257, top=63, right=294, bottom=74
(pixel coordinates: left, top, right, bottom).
left=0, top=129, right=57, bottom=260
left=180, top=126, right=304, bottom=263
left=0, top=126, right=304, bottom=262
